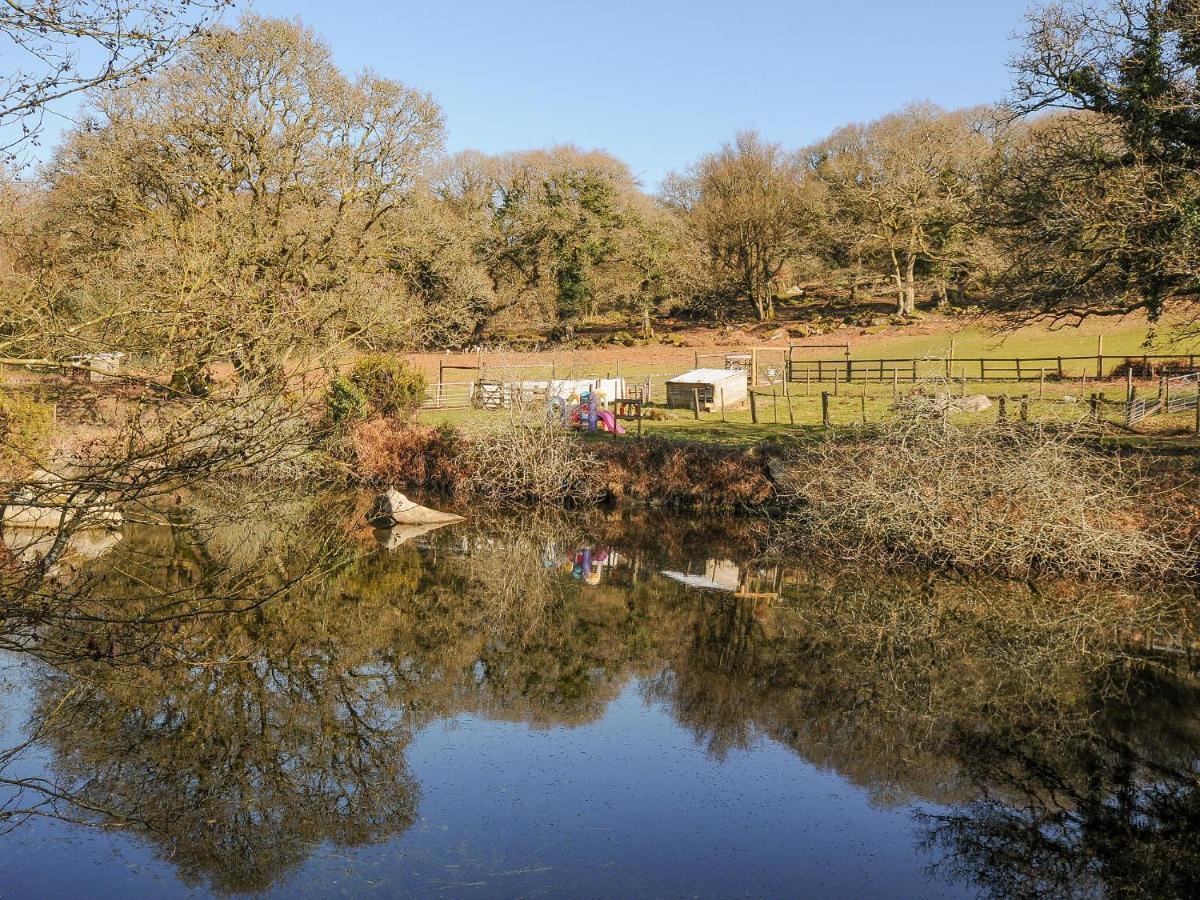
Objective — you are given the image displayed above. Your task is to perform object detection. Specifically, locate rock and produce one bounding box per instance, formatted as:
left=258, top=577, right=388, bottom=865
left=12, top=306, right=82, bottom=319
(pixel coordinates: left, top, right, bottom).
left=2, top=469, right=122, bottom=530
left=954, top=394, right=993, bottom=414
left=765, top=458, right=790, bottom=485
left=366, top=489, right=464, bottom=528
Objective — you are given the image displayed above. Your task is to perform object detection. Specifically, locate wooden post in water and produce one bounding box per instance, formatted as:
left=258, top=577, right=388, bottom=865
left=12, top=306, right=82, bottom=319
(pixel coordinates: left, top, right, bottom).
left=821, top=391, right=830, bottom=428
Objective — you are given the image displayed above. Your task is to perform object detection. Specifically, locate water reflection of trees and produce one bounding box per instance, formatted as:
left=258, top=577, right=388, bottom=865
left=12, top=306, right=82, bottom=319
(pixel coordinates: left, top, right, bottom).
left=918, top=663, right=1200, bottom=900
left=13, top=505, right=1200, bottom=895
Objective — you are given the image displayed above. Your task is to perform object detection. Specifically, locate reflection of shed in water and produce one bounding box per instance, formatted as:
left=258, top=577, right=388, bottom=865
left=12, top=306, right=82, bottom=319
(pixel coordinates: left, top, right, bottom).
left=661, top=559, right=785, bottom=603
left=661, top=559, right=742, bottom=592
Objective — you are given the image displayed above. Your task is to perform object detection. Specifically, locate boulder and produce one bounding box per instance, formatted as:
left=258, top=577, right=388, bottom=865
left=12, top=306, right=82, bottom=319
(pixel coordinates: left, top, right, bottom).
left=2, top=469, right=122, bottom=530
left=954, top=394, right=993, bottom=414
left=366, top=489, right=464, bottom=528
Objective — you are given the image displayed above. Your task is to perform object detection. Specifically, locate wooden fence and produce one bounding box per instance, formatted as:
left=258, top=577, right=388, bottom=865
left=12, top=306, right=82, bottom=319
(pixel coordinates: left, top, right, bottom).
left=786, top=352, right=1200, bottom=385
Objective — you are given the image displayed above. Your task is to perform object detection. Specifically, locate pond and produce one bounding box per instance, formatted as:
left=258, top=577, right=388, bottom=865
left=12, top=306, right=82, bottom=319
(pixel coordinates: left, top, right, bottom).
left=0, top=500, right=1197, bottom=898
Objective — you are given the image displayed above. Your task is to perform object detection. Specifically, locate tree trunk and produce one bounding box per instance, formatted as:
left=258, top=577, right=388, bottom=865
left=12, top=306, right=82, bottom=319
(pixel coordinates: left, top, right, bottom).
left=891, top=255, right=906, bottom=314
left=902, top=254, right=917, bottom=316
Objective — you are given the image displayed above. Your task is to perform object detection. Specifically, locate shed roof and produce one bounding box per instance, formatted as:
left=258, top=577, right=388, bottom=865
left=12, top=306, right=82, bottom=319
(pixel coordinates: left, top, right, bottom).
left=666, top=368, right=747, bottom=385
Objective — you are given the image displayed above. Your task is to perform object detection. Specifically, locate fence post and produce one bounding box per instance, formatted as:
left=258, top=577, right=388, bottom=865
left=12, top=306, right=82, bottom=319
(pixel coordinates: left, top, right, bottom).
left=892, top=369, right=898, bottom=402
left=860, top=394, right=867, bottom=426
left=692, top=386, right=700, bottom=420
left=749, top=390, right=758, bottom=424
left=1040, top=369, right=1046, bottom=400
left=821, top=391, right=830, bottom=428
left=834, top=369, right=840, bottom=397
left=719, top=388, right=726, bottom=423
left=787, top=390, right=795, bottom=426
left=1020, top=394, right=1029, bottom=422
left=637, top=402, right=643, bottom=438
left=1096, top=335, right=1104, bottom=379
left=998, top=394, right=1008, bottom=421
left=1057, top=357, right=1064, bottom=379
left=773, top=388, right=779, bottom=424
left=1089, top=393, right=1099, bottom=421
left=1126, top=368, right=1134, bottom=403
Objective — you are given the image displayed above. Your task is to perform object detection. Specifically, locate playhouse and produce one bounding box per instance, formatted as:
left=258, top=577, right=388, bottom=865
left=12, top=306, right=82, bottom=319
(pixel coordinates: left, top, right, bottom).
left=665, top=368, right=748, bottom=412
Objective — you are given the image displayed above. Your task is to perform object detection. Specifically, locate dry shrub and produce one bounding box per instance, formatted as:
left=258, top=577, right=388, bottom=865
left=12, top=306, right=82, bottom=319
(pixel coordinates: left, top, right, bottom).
left=345, top=419, right=466, bottom=493
left=780, top=418, right=1196, bottom=580
left=594, top=438, right=774, bottom=509
left=462, top=412, right=600, bottom=505
left=0, top=390, right=54, bottom=479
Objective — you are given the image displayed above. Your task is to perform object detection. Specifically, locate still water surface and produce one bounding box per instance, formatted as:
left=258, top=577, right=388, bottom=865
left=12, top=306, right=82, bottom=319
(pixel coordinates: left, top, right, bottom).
left=0, top=504, right=1196, bottom=897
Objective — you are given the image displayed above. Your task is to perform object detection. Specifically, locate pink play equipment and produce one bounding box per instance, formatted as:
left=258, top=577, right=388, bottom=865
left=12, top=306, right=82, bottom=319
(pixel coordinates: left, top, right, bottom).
left=560, top=389, right=626, bottom=435
left=565, top=405, right=625, bottom=434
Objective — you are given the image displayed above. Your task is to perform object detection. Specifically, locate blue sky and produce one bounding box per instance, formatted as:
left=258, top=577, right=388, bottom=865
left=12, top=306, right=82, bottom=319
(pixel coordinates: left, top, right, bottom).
left=9, top=1, right=1036, bottom=184
left=247, top=0, right=1035, bottom=187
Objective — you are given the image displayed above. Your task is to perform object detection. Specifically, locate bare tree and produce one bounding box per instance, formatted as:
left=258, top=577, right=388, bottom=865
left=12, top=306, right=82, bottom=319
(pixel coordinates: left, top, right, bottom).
left=811, top=104, right=990, bottom=316
left=35, top=15, right=443, bottom=388
left=986, top=0, right=1200, bottom=327
left=663, top=131, right=811, bottom=321
left=1, top=0, right=230, bottom=161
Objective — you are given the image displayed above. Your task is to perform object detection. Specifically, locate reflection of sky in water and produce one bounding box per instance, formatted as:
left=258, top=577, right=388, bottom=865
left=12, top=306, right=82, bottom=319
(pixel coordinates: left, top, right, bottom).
left=0, top=667, right=967, bottom=898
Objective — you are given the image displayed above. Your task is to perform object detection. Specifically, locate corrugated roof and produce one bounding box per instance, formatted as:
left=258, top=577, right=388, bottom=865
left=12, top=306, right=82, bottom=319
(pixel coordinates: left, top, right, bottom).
left=666, top=368, right=747, bottom=384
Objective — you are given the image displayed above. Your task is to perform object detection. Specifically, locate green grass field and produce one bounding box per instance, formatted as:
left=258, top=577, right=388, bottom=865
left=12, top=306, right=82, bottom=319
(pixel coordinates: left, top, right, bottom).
left=415, top=317, right=1200, bottom=446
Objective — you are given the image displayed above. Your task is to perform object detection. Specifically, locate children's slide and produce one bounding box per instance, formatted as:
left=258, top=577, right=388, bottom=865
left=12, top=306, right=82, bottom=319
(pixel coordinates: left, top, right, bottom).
left=596, top=410, right=626, bottom=435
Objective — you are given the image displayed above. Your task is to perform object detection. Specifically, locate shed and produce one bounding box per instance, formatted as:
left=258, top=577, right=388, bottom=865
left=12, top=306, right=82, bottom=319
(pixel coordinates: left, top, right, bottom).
left=665, top=368, right=748, bottom=412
